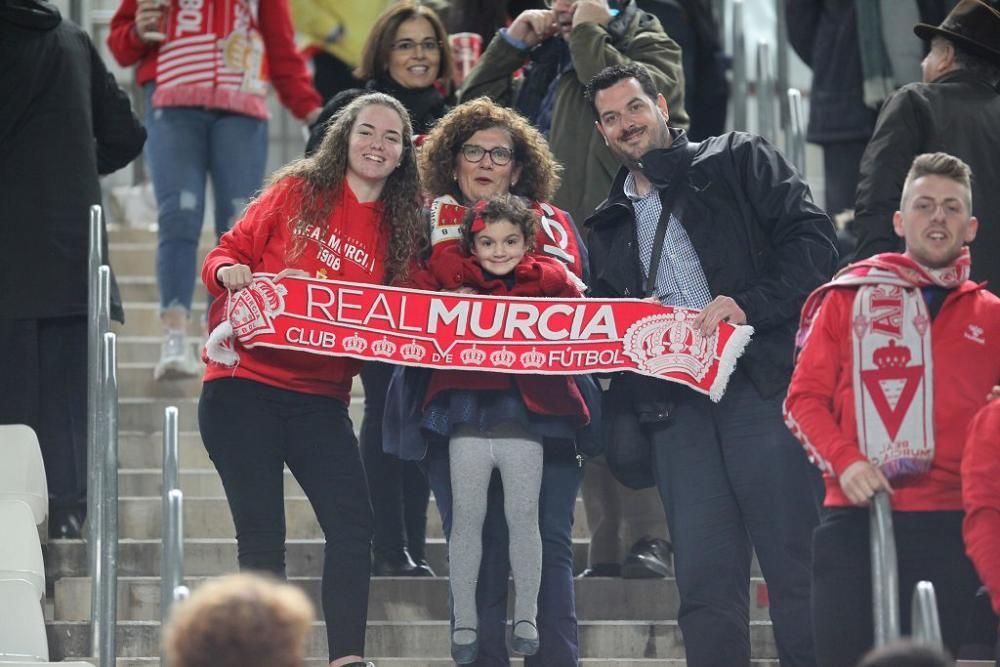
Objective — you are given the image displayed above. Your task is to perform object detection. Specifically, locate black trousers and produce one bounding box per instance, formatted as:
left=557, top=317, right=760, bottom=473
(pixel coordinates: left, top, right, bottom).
left=648, top=370, right=823, bottom=667
left=0, top=317, right=88, bottom=513
left=199, top=377, right=374, bottom=660
left=812, top=508, right=981, bottom=667
left=359, top=361, right=430, bottom=563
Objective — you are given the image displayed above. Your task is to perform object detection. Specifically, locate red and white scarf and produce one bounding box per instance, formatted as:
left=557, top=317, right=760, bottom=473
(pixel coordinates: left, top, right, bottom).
left=796, top=249, right=971, bottom=479
left=206, top=275, right=755, bottom=401
left=152, top=0, right=270, bottom=119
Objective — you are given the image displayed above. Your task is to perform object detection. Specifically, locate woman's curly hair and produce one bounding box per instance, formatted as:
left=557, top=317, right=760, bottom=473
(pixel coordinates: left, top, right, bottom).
left=267, top=92, right=423, bottom=283
left=419, top=98, right=562, bottom=203
left=163, top=573, right=313, bottom=667
left=459, top=195, right=537, bottom=256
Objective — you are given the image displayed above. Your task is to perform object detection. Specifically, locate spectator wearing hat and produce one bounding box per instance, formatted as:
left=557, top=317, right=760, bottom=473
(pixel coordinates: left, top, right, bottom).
left=853, top=0, right=1000, bottom=295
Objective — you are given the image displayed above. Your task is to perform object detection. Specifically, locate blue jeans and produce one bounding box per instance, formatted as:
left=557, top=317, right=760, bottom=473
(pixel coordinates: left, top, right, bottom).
left=649, top=371, right=823, bottom=667
left=427, top=446, right=583, bottom=666
left=143, top=84, right=268, bottom=312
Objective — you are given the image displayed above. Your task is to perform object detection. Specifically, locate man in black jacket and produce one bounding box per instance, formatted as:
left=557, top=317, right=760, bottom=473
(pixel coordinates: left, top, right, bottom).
left=853, top=0, right=1000, bottom=294
left=585, top=63, right=838, bottom=666
left=0, top=0, right=145, bottom=537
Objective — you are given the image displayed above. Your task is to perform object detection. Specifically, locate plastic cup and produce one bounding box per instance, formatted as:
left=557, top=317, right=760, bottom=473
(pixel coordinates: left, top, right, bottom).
left=449, top=32, right=483, bottom=85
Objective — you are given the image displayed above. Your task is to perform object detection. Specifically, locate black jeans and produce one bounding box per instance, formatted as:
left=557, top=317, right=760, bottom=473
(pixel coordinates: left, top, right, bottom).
left=199, top=377, right=374, bottom=660
left=648, top=371, right=823, bottom=667
left=427, top=445, right=583, bottom=667
left=812, top=508, right=981, bottom=667
left=360, top=361, right=430, bottom=563
left=0, top=317, right=87, bottom=514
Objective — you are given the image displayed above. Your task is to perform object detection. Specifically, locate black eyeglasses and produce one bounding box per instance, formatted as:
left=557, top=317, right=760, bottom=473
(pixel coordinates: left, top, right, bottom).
left=391, top=39, right=441, bottom=53
left=460, top=144, right=514, bottom=166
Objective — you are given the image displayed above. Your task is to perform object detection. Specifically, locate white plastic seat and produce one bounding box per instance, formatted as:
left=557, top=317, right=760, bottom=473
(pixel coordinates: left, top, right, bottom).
left=0, top=579, right=48, bottom=662
left=0, top=424, right=48, bottom=524
left=0, top=499, right=45, bottom=598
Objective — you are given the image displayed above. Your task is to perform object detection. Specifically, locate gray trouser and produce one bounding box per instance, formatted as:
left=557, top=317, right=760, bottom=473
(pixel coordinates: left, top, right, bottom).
left=449, top=423, right=543, bottom=633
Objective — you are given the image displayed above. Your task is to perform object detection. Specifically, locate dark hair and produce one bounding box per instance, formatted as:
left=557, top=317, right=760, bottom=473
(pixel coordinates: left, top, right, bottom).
left=420, top=98, right=561, bottom=202
left=354, top=1, right=453, bottom=84
left=459, top=195, right=537, bottom=256
left=267, top=92, right=423, bottom=283
left=585, top=63, right=660, bottom=117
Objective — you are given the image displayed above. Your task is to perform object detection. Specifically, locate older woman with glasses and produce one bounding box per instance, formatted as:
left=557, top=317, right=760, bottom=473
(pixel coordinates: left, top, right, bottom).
left=393, top=97, right=598, bottom=666
left=304, top=0, right=454, bottom=580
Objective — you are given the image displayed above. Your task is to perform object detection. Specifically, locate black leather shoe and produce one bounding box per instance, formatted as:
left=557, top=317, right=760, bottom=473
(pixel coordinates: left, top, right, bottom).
left=372, top=550, right=430, bottom=577
left=48, top=508, right=84, bottom=540
left=621, top=537, right=672, bottom=579
left=576, top=562, right=622, bottom=578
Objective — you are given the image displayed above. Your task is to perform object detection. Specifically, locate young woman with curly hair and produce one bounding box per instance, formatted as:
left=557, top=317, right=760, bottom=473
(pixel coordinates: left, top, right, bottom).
left=303, top=0, right=455, bottom=580
left=389, top=97, right=597, bottom=666
left=197, top=92, right=421, bottom=667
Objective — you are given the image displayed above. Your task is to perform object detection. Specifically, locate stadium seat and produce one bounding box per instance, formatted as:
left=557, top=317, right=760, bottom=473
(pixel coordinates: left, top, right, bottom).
left=0, top=425, right=48, bottom=525
left=0, top=578, right=48, bottom=661
left=0, top=499, right=44, bottom=598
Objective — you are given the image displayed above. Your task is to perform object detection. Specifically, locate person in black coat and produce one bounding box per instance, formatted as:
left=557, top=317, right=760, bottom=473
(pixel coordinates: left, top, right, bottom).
left=585, top=63, right=837, bottom=667
left=306, top=1, right=455, bottom=578
left=0, top=0, right=146, bottom=538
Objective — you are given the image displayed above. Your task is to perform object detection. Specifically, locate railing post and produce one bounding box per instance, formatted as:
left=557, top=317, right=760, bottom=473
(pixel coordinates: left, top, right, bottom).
left=89, top=263, right=111, bottom=660
left=786, top=88, right=807, bottom=176
left=731, top=0, right=747, bottom=131
left=161, top=408, right=181, bottom=629
left=87, top=205, right=104, bottom=570
left=98, top=331, right=119, bottom=667
left=911, top=581, right=943, bottom=648
left=756, top=41, right=776, bottom=143
left=774, top=0, right=790, bottom=131
left=871, top=491, right=900, bottom=646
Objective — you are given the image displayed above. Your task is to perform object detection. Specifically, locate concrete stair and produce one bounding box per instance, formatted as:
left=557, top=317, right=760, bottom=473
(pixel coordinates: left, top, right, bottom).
left=44, top=227, right=782, bottom=663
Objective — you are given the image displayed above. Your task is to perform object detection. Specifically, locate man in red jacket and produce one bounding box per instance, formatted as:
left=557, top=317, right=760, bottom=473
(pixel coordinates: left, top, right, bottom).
left=785, top=151, right=1000, bottom=667
left=961, top=397, right=1000, bottom=662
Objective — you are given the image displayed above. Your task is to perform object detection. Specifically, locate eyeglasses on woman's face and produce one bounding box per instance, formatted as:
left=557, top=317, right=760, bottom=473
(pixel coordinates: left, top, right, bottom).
left=459, top=144, right=514, bottom=166
left=391, top=38, right=441, bottom=54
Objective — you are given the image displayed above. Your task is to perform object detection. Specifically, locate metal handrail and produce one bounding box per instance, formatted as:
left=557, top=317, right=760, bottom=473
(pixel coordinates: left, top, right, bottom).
left=871, top=490, right=901, bottom=646
left=97, top=331, right=120, bottom=667
left=786, top=88, right=807, bottom=176
left=161, top=409, right=183, bottom=629
left=89, top=263, right=111, bottom=660
left=774, top=0, right=790, bottom=131
left=911, top=581, right=944, bottom=648
left=731, top=0, right=747, bottom=131
left=86, top=205, right=104, bottom=572
left=756, top=41, right=776, bottom=143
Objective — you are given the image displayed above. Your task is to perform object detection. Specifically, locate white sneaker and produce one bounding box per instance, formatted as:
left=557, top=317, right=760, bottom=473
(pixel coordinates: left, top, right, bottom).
left=108, top=182, right=158, bottom=229
left=154, top=330, right=201, bottom=380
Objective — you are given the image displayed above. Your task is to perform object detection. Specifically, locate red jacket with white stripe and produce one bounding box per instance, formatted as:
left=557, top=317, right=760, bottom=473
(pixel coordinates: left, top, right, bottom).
left=107, top=0, right=320, bottom=120
left=201, top=177, right=387, bottom=403
left=962, top=400, right=1000, bottom=615
left=784, top=281, right=1000, bottom=509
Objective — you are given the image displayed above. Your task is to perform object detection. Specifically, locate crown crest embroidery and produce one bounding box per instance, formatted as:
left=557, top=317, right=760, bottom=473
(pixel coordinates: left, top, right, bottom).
left=622, top=311, right=715, bottom=381
left=372, top=337, right=397, bottom=357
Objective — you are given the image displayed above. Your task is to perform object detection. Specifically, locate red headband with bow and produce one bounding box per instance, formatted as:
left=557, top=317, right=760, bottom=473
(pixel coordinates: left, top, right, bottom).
left=469, top=200, right=489, bottom=234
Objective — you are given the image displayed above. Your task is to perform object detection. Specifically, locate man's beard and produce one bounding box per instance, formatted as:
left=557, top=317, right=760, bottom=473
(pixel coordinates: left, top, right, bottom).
left=609, top=118, right=670, bottom=172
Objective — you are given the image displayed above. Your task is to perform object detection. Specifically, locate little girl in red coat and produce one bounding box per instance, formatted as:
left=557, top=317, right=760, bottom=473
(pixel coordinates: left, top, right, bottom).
left=405, top=195, right=589, bottom=664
